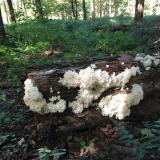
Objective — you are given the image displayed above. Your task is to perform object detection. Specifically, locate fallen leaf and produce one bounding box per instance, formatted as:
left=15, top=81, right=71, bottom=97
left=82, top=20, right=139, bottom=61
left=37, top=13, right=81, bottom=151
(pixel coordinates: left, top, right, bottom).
left=80, top=141, right=97, bottom=156
left=18, top=137, right=25, bottom=146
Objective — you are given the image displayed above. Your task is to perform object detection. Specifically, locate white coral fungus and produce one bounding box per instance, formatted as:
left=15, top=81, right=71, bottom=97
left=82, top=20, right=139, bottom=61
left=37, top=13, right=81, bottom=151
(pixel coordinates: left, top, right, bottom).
left=98, top=84, right=143, bottom=119
left=59, top=70, right=80, bottom=88
left=24, top=62, right=144, bottom=119
left=47, top=99, right=66, bottom=113
left=23, top=79, right=66, bottom=113
left=135, top=54, right=160, bottom=70
left=59, top=65, right=141, bottom=116
left=24, top=79, right=48, bottom=113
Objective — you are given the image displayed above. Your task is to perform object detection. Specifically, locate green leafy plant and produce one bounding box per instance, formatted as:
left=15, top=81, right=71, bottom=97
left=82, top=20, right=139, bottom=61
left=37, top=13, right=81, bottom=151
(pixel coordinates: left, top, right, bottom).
left=115, top=122, right=145, bottom=160
left=0, top=112, right=11, bottom=124
left=74, top=138, right=90, bottom=149
left=113, top=119, right=160, bottom=160
left=38, top=147, right=66, bottom=160
left=0, top=94, right=7, bottom=102
left=140, top=119, right=160, bottom=157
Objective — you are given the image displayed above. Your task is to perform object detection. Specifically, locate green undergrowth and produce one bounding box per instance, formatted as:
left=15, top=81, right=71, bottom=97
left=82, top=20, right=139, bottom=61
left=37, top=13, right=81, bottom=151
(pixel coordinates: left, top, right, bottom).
left=0, top=16, right=159, bottom=87
left=111, top=119, right=160, bottom=160
left=0, top=111, right=25, bottom=125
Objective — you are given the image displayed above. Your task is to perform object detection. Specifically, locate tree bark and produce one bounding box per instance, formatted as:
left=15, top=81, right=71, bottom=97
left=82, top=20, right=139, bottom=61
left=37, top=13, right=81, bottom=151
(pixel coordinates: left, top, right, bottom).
left=90, top=0, right=95, bottom=18
left=0, top=8, right=6, bottom=39
left=6, top=0, right=16, bottom=23
left=106, top=0, right=109, bottom=16
left=134, top=0, right=145, bottom=24
left=74, top=0, right=78, bottom=20
left=108, top=0, right=112, bottom=16
left=82, top=0, right=87, bottom=20
left=99, top=0, right=102, bottom=17
left=70, top=0, right=76, bottom=19
left=3, top=0, right=10, bottom=24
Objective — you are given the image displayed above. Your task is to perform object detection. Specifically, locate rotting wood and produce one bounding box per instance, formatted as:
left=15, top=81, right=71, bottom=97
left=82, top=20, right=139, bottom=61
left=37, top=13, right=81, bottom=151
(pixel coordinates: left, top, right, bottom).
left=25, top=55, right=160, bottom=132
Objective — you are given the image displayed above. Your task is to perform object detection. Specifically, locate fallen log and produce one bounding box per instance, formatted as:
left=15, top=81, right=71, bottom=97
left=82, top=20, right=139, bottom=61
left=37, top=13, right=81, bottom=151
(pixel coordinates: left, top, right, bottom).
left=91, top=24, right=129, bottom=32
left=27, top=56, right=138, bottom=103
left=23, top=54, right=160, bottom=132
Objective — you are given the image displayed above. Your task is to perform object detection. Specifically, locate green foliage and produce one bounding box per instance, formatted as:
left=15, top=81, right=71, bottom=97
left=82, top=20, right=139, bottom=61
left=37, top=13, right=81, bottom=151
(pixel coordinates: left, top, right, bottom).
left=73, top=137, right=90, bottom=149
left=5, top=17, right=134, bottom=58
left=140, top=119, right=160, bottom=156
left=0, top=134, right=16, bottom=151
left=114, top=119, right=160, bottom=160
left=0, top=94, right=7, bottom=103
left=0, top=112, right=25, bottom=125
left=38, top=147, right=66, bottom=160
left=96, top=30, right=144, bottom=55
left=116, top=122, right=145, bottom=160
left=1, top=16, right=159, bottom=87
left=0, top=112, right=11, bottom=124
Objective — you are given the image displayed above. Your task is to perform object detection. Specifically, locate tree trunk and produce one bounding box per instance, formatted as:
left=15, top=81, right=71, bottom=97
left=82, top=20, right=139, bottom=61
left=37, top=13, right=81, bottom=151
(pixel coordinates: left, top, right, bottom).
left=0, top=8, right=6, bottom=39
left=114, top=0, right=119, bottom=16
left=82, top=0, right=87, bottom=20
left=106, top=0, right=109, bottom=16
left=3, top=0, right=10, bottom=24
left=109, top=0, right=112, bottom=16
left=99, top=0, right=102, bottom=17
left=35, top=0, right=44, bottom=20
left=70, top=0, right=76, bottom=19
left=90, top=0, right=95, bottom=18
left=6, top=0, right=16, bottom=23
left=24, top=55, right=160, bottom=132
left=74, top=0, right=78, bottom=20
left=134, top=0, right=145, bottom=24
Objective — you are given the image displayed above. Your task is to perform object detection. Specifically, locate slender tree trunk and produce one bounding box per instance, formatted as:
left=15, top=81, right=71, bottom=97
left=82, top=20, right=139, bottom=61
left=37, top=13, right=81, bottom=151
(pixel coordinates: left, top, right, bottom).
left=3, top=0, right=9, bottom=24
left=6, top=0, right=16, bottom=23
left=0, top=8, right=6, bottom=39
left=35, top=0, right=44, bottom=20
left=99, top=0, right=102, bottom=17
left=114, top=0, right=119, bottom=16
left=82, top=0, right=87, bottom=20
left=109, top=0, right=112, bottom=16
left=134, top=0, right=145, bottom=24
left=106, top=0, right=109, bottom=16
left=75, top=0, right=78, bottom=19
left=70, top=0, right=76, bottom=19
left=90, top=0, right=95, bottom=18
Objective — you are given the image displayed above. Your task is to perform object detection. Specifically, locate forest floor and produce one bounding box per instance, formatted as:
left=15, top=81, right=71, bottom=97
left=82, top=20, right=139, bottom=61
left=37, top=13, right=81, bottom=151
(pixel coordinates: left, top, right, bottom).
left=0, top=16, right=160, bottom=160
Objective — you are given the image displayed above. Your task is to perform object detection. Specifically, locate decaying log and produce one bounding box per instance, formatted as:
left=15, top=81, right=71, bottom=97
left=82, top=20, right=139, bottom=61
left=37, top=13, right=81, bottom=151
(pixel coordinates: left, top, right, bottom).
left=91, top=24, right=129, bottom=32
left=28, top=56, right=138, bottom=101
left=25, top=55, right=160, bottom=132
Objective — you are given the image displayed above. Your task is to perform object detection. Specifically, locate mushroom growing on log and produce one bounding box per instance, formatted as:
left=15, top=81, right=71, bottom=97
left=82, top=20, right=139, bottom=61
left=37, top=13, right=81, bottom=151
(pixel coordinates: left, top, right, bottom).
left=23, top=54, right=160, bottom=132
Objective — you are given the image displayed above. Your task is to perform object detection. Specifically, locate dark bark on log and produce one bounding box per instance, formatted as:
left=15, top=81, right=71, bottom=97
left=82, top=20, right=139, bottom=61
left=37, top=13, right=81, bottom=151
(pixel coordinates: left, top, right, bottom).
left=26, top=55, right=160, bottom=132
